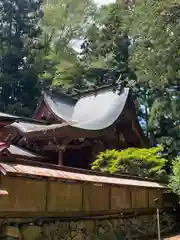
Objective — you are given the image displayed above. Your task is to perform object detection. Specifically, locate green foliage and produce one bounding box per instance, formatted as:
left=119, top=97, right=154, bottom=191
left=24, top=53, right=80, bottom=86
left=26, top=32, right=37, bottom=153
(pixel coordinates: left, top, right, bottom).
left=92, top=146, right=167, bottom=180
left=130, top=0, right=180, bottom=157
left=1, top=0, right=180, bottom=164
left=39, top=0, right=97, bottom=90
left=39, top=0, right=180, bottom=161
left=169, top=158, right=180, bottom=197
left=0, top=0, right=44, bottom=116
left=50, top=0, right=180, bottom=159
left=42, top=0, right=96, bottom=50
left=80, top=2, right=135, bottom=87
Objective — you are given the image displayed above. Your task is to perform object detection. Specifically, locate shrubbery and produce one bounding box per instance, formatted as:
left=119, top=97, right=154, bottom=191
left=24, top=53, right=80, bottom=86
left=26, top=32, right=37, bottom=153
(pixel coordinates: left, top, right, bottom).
left=91, top=146, right=167, bottom=181
left=169, top=158, right=180, bottom=197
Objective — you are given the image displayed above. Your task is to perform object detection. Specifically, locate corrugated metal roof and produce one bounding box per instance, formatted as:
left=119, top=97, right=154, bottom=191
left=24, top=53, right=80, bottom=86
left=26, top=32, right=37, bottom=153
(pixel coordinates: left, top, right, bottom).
left=0, top=162, right=166, bottom=189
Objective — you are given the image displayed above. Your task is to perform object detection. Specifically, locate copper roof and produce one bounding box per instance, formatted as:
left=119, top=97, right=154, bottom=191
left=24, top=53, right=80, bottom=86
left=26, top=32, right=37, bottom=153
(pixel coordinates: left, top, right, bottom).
left=0, top=162, right=166, bottom=189
left=6, top=145, right=47, bottom=159
left=0, top=112, right=47, bottom=124
left=0, top=142, right=47, bottom=160
left=7, top=88, right=129, bottom=134
left=7, top=121, right=68, bottom=133
left=43, top=88, right=129, bottom=130
left=5, top=121, right=105, bottom=140
left=2, top=87, right=147, bottom=147
left=5, top=89, right=129, bottom=140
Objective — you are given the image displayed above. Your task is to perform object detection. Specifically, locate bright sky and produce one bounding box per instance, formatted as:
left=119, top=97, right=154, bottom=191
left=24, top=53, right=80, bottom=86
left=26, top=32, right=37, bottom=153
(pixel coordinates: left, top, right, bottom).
left=94, top=0, right=115, bottom=6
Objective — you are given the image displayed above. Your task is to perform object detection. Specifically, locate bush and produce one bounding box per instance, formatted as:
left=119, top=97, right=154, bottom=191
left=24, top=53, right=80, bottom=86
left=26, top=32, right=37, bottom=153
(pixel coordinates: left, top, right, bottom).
left=91, top=146, right=167, bottom=180
left=169, top=158, right=180, bottom=197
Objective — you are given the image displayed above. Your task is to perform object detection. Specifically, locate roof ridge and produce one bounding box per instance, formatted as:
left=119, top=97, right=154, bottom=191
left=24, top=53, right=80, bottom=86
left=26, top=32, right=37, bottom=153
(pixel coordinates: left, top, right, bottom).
left=43, top=90, right=78, bottom=102
left=42, top=84, right=127, bottom=100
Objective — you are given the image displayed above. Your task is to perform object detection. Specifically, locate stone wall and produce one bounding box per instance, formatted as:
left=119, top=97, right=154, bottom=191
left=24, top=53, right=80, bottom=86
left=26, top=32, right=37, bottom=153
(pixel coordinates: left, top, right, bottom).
left=0, top=212, right=177, bottom=240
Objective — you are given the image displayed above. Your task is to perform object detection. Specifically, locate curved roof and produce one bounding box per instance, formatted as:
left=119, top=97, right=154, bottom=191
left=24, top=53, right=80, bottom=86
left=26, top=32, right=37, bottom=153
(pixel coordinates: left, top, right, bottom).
left=0, top=112, right=47, bottom=124
left=44, top=88, right=129, bottom=130
left=4, top=87, right=147, bottom=146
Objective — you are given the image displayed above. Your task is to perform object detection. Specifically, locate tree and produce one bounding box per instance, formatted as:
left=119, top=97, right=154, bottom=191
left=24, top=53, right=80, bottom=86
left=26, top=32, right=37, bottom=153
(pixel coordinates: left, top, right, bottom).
left=42, top=0, right=96, bottom=52
left=80, top=2, right=136, bottom=87
left=130, top=0, right=180, bottom=157
left=0, top=0, right=43, bottom=116
left=39, top=0, right=97, bottom=90
left=39, top=0, right=180, bottom=161
left=169, top=158, right=180, bottom=197
left=92, top=146, right=167, bottom=181
left=78, top=0, right=180, bottom=159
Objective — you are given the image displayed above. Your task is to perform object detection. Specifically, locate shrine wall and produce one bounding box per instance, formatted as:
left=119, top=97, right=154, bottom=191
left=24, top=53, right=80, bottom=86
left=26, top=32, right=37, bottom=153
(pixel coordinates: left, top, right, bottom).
left=0, top=175, right=178, bottom=240
left=0, top=176, right=167, bottom=217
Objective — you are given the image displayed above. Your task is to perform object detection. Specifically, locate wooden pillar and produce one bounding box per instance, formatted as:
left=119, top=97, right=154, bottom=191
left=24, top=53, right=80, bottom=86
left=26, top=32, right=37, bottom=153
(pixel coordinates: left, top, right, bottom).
left=57, top=145, right=67, bottom=166
left=58, top=150, right=63, bottom=166
left=57, top=139, right=73, bottom=166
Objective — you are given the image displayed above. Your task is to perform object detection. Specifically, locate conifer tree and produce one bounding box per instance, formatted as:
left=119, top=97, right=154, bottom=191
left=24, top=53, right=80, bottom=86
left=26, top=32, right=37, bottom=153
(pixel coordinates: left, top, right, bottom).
left=0, top=0, right=43, bottom=116
left=80, top=2, right=135, bottom=87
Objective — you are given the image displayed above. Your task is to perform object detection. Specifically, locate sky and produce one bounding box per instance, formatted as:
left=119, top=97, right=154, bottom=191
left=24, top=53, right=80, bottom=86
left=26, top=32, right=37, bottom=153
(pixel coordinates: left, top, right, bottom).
left=94, top=0, right=115, bottom=6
